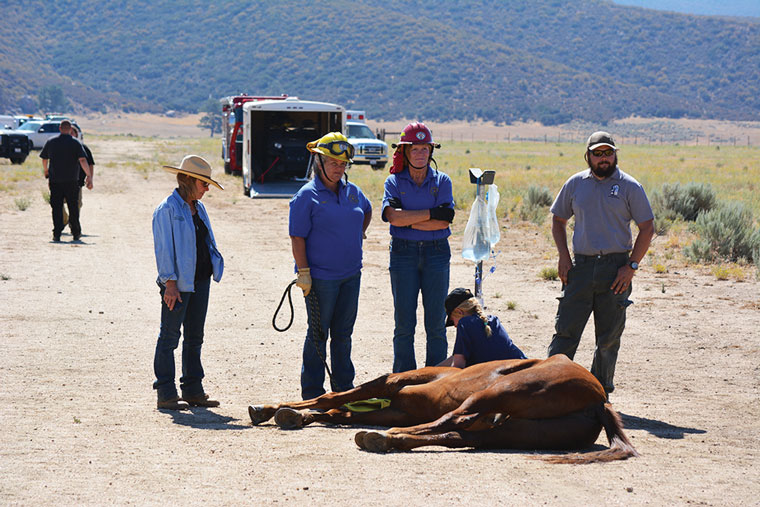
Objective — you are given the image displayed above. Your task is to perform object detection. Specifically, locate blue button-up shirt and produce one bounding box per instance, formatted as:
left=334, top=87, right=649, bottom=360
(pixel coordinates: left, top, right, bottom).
left=152, top=189, right=224, bottom=292
left=289, top=176, right=372, bottom=280
left=382, top=166, right=453, bottom=241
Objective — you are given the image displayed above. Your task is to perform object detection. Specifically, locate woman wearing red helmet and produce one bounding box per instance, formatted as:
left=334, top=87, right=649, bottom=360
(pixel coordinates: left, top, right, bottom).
left=382, top=122, right=455, bottom=372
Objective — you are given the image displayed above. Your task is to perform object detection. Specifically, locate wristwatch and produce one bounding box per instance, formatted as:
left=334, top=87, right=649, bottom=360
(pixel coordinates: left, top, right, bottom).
left=629, top=261, right=639, bottom=270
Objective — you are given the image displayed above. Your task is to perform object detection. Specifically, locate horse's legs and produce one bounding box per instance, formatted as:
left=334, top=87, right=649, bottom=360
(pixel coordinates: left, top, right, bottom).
left=275, top=405, right=426, bottom=429
left=358, top=411, right=604, bottom=452
left=250, top=367, right=457, bottom=425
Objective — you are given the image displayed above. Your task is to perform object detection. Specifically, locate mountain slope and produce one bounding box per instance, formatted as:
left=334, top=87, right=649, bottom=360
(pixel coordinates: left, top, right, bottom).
left=1, top=0, right=758, bottom=123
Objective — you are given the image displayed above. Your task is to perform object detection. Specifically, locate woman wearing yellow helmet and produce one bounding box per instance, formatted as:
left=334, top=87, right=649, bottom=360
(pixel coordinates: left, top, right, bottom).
left=288, top=132, right=373, bottom=399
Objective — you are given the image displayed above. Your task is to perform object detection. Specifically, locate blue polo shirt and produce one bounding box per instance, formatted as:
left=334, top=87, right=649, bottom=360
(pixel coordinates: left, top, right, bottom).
left=453, top=315, right=527, bottom=366
left=289, top=176, right=372, bottom=280
left=382, top=166, right=454, bottom=241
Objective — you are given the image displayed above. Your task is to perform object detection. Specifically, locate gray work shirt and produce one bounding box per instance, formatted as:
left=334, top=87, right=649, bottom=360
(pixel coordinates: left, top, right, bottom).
left=550, top=167, right=654, bottom=256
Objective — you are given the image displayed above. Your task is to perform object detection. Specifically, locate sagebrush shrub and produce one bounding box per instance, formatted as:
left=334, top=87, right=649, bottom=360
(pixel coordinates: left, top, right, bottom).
left=651, top=182, right=716, bottom=222
left=525, top=186, right=554, bottom=208
left=684, top=202, right=759, bottom=263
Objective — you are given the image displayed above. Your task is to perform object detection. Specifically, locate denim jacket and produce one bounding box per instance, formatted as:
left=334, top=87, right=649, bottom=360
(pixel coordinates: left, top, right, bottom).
left=152, top=189, right=224, bottom=292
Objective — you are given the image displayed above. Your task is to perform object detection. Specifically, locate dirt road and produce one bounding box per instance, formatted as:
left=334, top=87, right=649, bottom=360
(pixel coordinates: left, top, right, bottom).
left=1, top=135, right=759, bottom=505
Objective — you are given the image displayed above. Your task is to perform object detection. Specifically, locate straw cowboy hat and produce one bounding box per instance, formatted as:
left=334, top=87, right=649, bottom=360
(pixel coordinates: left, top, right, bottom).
left=163, top=155, right=224, bottom=190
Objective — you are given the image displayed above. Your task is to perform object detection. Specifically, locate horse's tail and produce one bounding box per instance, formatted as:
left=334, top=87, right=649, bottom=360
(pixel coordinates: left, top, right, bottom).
left=541, top=403, right=639, bottom=464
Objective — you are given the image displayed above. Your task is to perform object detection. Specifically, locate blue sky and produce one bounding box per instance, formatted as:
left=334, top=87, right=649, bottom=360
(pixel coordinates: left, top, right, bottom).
left=612, top=0, right=760, bottom=17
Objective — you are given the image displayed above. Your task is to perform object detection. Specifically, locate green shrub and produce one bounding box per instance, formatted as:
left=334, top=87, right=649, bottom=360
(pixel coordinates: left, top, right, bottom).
left=651, top=182, right=717, bottom=222
left=540, top=267, right=558, bottom=280
left=525, top=185, right=554, bottom=208
left=518, top=186, right=553, bottom=225
left=684, top=202, right=759, bottom=263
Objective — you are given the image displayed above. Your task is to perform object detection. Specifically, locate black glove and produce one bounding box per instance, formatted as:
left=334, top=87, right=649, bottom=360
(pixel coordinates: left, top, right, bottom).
left=429, top=204, right=455, bottom=223
left=387, top=197, right=402, bottom=209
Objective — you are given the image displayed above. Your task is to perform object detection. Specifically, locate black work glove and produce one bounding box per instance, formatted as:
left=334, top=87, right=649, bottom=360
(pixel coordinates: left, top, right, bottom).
left=387, top=197, right=402, bottom=209
left=429, top=204, right=455, bottom=223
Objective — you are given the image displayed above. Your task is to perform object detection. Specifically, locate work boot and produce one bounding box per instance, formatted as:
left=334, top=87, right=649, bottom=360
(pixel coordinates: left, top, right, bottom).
left=181, top=393, right=220, bottom=407
left=157, top=396, right=190, bottom=411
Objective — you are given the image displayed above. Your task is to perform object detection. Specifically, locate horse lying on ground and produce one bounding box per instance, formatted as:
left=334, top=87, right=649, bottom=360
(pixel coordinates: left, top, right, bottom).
left=248, top=355, right=638, bottom=463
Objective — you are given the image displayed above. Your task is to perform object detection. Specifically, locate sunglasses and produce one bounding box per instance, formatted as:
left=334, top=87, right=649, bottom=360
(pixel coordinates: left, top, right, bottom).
left=591, top=148, right=615, bottom=157
left=198, top=180, right=210, bottom=188
left=318, top=141, right=354, bottom=158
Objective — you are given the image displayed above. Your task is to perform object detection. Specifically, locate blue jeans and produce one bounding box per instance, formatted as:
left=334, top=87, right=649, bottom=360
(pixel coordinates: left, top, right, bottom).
left=389, top=238, right=450, bottom=372
left=301, top=272, right=361, bottom=400
left=153, top=277, right=210, bottom=401
left=547, top=253, right=633, bottom=394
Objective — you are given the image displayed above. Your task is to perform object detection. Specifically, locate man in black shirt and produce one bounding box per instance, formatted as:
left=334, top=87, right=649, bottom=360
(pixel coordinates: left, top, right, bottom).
left=61, top=126, right=95, bottom=230
left=41, top=120, right=93, bottom=242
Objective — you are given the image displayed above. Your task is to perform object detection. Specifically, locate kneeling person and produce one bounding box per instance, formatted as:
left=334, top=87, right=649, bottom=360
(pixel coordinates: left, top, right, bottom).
left=438, top=288, right=526, bottom=368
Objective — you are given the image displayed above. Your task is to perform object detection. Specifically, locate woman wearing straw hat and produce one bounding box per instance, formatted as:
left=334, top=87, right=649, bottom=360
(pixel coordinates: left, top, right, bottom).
left=289, top=132, right=372, bottom=400
left=152, top=155, right=224, bottom=411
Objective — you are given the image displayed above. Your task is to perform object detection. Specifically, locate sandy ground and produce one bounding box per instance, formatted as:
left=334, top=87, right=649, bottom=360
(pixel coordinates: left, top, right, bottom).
left=1, top=129, right=759, bottom=505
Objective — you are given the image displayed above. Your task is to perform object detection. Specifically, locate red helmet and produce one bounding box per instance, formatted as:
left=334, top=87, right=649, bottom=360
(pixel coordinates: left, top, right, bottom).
left=392, top=122, right=439, bottom=148
left=390, top=122, right=441, bottom=173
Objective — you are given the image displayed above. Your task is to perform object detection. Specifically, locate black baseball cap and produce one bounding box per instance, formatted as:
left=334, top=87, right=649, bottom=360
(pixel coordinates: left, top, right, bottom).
left=586, top=131, right=618, bottom=151
left=445, top=287, right=474, bottom=326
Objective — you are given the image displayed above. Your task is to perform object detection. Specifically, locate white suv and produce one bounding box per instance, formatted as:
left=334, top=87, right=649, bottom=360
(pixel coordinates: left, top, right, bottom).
left=9, top=120, right=83, bottom=149
left=346, top=121, right=388, bottom=171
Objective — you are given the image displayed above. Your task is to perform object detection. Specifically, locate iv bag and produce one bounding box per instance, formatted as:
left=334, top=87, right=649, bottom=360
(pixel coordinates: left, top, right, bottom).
left=462, top=194, right=491, bottom=262
left=486, top=184, right=500, bottom=246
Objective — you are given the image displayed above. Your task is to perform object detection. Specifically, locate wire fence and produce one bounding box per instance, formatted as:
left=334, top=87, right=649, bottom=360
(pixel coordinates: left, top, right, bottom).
left=376, top=128, right=758, bottom=147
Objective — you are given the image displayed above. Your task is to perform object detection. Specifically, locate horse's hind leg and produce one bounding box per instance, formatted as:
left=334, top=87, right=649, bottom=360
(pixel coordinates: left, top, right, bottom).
left=357, top=430, right=480, bottom=452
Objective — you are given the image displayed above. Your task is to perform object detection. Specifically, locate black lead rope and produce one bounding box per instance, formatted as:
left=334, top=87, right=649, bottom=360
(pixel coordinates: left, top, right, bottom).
left=272, top=280, right=297, bottom=332
left=272, top=280, right=337, bottom=392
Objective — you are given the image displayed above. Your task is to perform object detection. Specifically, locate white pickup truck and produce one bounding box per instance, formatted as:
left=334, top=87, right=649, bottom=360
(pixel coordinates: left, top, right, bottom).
left=345, top=111, right=387, bottom=171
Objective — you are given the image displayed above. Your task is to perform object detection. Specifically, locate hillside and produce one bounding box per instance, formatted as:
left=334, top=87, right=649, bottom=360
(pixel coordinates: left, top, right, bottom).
left=1, top=0, right=759, bottom=123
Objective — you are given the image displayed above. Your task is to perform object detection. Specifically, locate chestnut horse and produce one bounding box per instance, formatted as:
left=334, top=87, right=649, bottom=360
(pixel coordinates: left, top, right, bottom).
left=248, top=355, right=638, bottom=463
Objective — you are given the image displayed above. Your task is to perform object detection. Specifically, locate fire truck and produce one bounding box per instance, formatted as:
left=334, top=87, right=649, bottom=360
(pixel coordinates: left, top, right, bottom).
left=220, top=94, right=288, bottom=174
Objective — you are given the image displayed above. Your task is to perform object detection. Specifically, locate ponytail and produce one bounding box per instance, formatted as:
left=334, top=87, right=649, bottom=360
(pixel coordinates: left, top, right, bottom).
left=455, top=297, right=491, bottom=337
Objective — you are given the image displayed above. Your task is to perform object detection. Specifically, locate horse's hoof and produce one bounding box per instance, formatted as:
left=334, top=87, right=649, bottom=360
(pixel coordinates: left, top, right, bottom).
left=358, top=430, right=390, bottom=453
left=354, top=431, right=367, bottom=447
left=248, top=405, right=271, bottom=425
left=274, top=407, right=304, bottom=429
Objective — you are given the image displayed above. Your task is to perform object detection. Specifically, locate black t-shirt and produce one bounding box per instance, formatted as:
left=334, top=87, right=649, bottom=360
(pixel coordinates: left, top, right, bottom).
left=40, top=134, right=87, bottom=183
left=77, top=142, right=95, bottom=186
left=193, top=211, right=213, bottom=282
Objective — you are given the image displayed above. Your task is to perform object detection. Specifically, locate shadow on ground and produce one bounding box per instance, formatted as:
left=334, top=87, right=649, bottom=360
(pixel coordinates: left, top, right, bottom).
left=619, top=412, right=705, bottom=439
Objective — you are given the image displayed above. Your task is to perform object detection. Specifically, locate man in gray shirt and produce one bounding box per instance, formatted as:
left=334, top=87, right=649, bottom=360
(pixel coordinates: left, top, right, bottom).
left=547, top=131, right=654, bottom=398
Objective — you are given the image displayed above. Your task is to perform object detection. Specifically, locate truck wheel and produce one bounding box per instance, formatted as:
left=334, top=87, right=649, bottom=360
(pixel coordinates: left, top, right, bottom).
left=10, top=156, right=26, bottom=165
left=371, top=164, right=386, bottom=171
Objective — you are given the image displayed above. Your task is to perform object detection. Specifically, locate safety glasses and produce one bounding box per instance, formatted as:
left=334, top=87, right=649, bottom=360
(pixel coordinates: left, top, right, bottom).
left=591, top=148, right=615, bottom=157
left=318, top=141, right=354, bottom=158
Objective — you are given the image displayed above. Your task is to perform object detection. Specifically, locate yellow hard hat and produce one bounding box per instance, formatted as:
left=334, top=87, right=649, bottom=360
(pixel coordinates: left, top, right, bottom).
left=306, top=132, right=354, bottom=163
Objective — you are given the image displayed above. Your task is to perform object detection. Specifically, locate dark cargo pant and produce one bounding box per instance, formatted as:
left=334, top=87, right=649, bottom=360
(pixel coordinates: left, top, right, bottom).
left=547, top=253, right=633, bottom=394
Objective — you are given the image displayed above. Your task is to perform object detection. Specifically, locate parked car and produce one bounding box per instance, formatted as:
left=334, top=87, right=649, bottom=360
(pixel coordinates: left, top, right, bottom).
left=8, top=120, right=82, bottom=149
left=346, top=120, right=387, bottom=170
left=0, top=115, right=16, bottom=129
left=0, top=131, right=31, bottom=164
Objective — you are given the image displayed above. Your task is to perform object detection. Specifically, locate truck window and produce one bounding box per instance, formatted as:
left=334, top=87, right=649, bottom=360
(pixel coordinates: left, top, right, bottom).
left=348, top=124, right=375, bottom=139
